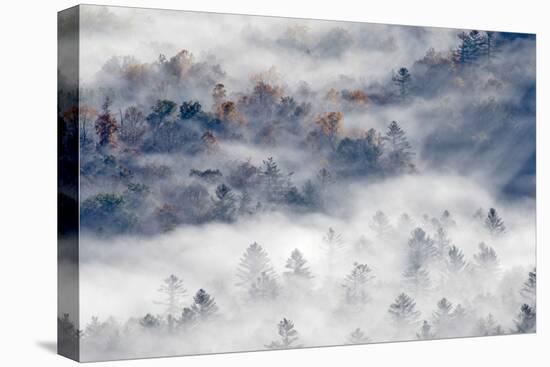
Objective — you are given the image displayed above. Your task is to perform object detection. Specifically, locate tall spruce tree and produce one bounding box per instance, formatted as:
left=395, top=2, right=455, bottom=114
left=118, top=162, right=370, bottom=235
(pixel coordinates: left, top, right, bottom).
left=369, top=210, right=392, bottom=238
left=388, top=293, right=421, bottom=328
left=513, top=304, right=536, bottom=334
left=154, top=274, right=187, bottom=317
left=342, top=262, right=375, bottom=305
left=392, top=67, right=412, bottom=99
left=432, top=298, right=454, bottom=336
left=520, top=268, right=536, bottom=305
left=384, top=121, right=414, bottom=172
left=94, top=97, right=119, bottom=148
left=484, top=208, right=506, bottom=236
left=236, top=243, right=279, bottom=300
left=190, top=289, right=218, bottom=321
left=211, top=184, right=237, bottom=222
left=474, top=242, right=500, bottom=275
left=447, top=245, right=467, bottom=274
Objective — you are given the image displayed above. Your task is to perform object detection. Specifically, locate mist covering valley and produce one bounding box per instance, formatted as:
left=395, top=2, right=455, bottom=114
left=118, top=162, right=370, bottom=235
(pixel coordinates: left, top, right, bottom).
left=57, top=5, right=536, bottom=361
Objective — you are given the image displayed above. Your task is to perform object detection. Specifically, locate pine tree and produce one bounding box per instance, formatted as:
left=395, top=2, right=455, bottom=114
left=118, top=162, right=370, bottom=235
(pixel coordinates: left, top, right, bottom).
left=447, top=245, right=467, bottom=274
left=265, top=318, right=301, bottom=349
left=261, top=157, right=287, bottom=203
left=513, top=304, right=536, bottom=334
left=190, top=289, right=218, bottom=321
left=154, top=274, right=187, bottom=317
left=434, top=226, right=452, bottom=259
left=238, top=190, right=254, bottom=216
left=384, top=121, right=414, bottom=172
left=484, top=208, right=505, bottom=236
left=392, top=67, right=412, bottom=99
left=402, top=264, right=431, bottom=293
left=474, top=242, right=500, bottom=275
left=95, top=97, right=119, bottom=148
left=302, top=180, right=322, bottom=209
left=475, top=314, right=503, bottom=336
left=484, top=31, right=500, bottom=63
left=237, top=243, right=279, bottom=300
left=416, top=320, right=435, bottom=340
left=388, top=293, right=421, bottom=328
left=139, top=314, right=161, bottom=329
left=211, top=183, right=237, bottom=222
left=284, top=249, right=313, bottom=280
left=454, top=31, right=483, bottom=66
left=407, top=228, right=437, bottom=269
left=369, top=210, right=392, bottom=238
left=432, top=298, right=454, bottom=336
left=321, top=227, right=345, bottom=254
left=342, top=262, right=375, bottom=305
left=520, top=268, right=536, bottom=305
left=347, top=328, right=370, bottom=344
left=440, top=210, right=456, bottom=228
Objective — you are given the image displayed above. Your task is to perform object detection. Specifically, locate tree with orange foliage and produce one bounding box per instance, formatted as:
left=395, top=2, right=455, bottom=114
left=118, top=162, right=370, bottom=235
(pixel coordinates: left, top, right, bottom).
left=216, top=101, right=245, bottom=124
left=94, top=97, right=119, bottom=148
left=315, top=111, right=344, bottom=148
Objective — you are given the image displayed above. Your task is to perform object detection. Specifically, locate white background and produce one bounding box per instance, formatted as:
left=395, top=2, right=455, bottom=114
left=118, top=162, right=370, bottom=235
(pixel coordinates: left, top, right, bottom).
left=0, top=0, right=547, bottom=365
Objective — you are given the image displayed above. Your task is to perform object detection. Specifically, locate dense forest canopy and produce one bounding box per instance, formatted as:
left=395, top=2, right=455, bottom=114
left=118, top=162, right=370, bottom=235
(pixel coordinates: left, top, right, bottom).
left=58, top=5, right=536, bottom=361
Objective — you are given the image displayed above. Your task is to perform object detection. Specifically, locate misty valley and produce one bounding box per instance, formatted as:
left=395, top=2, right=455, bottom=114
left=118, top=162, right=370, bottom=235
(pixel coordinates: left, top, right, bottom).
left=57, top=6, right=536, bottom=361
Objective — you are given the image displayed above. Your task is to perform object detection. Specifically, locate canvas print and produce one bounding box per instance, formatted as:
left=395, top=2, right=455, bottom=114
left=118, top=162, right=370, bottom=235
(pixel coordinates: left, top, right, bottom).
left=57, top=5, right=536, bottom=362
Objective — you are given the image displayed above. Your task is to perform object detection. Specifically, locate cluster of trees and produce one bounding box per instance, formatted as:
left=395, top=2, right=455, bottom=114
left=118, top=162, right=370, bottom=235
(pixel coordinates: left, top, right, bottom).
left=63, top=205, right=535, bottom=357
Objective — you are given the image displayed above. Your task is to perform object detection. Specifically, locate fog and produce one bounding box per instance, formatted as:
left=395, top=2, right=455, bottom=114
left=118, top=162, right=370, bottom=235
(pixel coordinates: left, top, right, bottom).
left=59, top=4, right=538, bottom=361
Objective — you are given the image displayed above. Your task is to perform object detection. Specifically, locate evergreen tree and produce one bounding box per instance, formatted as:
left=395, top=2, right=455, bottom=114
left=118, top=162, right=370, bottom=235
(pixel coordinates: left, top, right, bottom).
left=139, top=314, right=161, bottom=329
left=484, top=208, right=506, bottom=236
left=440, top=210, right=456, bottom=228
left=388, top=293, right=421, bottom=328
left=473, top=242, right=500, bottom=275
left=384, top=121, right=414, bottom=172
left=369, top=210, right=392, bottom=238
left=154, top=274, right=187, bottom=317
left=146, top=99, right=177, bottom=128
left=347, top=328, right=370, bottom=344
left=407, top=228, right=437, bottom=269
left=94, top=97, right=119, bottom=148
left=284, top=249, right=313, bottom=280
left=190, top=289, right=218, bottom=321
left=454, top=31, right=483, bottom=66
left=520, top=268, right=536, bottom=305
left=261, top=157, right=287, bottom=203
left=432, top=298, right=454, bottom=336
left=475, top=314, right=503, bottom=336
left=302, top=180, right=322, bottom=209
left=321, top=227, right=345, bottom=275
left=265, top=318, right=301, bottom=349
left=342, top=262, right=375, bottom=305
left=484, top=31, right=500, bottom=63
left=434, top=226, right=452, bottom=259
left=211, top=183, right=237, bottom=222
left=237, top=243, right=279, bottom=300
left=392, top=67, right=412, bottom=99
left=447, top=245, right=467, bottom=274
left=416, top=320, right=435, bottom=340
left=513, top=304, right=536, bottom=334
left=179, top=100, right=202, bottom=119
left=238, top=190, right=254, bottom=216
left=402, top=264, right=431, bottom=293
